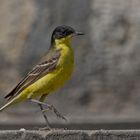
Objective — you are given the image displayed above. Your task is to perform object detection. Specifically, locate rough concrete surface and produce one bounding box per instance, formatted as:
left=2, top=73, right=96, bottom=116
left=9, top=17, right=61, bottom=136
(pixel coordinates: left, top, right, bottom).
left=0, top=130, right=140, bottom=140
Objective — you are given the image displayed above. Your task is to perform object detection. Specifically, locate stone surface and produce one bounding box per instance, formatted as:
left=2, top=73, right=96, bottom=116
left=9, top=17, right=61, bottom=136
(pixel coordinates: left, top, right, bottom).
left=0, top=0, right=140, bottom=128
left=0, top=130, right=140, bottom=140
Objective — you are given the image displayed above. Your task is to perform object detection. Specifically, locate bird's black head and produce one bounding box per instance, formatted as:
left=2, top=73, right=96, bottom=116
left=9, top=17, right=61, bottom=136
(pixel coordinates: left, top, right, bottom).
left=51, top=25, right=84, bottom=44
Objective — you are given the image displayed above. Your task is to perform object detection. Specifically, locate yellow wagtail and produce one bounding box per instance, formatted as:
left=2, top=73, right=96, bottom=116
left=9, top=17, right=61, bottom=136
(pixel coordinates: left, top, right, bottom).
left=0, top=25, right=84, bottom=128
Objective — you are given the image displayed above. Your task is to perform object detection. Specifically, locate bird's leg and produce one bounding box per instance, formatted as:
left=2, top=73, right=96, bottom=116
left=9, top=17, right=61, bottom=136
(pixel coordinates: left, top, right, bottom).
left=30, top=97, right=51, bottom=129
left=43, top=104, right=67, bottom=121
left=38, top=103, right=51, bottom=129
left=30, top=99, right=67, bottom=121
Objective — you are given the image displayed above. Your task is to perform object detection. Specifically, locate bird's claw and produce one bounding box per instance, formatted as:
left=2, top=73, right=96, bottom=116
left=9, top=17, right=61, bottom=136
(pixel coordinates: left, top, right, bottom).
left=43, top=105, right=67, bottom=121
left=39, top=127, right=51, bottom=131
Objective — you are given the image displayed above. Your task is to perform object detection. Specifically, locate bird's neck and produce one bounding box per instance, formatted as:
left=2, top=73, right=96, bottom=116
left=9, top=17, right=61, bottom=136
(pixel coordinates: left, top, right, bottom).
left=52, top=38, right=72, bottom=50
left=55, top=38, right=70, bottom=46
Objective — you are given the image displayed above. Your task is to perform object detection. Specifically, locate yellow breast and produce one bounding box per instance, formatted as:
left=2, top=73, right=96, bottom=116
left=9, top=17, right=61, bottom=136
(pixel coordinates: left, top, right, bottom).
left=26, top=43, right=74, bottom=97
left=47, top=43, right=74, bottom=92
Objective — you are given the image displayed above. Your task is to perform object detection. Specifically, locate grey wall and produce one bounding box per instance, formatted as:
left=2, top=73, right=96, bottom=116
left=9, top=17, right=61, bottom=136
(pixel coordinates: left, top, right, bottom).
left=0, top=0, right=140, bottom=128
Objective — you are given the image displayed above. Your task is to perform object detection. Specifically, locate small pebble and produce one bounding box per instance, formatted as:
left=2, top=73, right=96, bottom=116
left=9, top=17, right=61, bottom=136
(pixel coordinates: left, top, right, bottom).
left=19, top=128, right=26, bottom=131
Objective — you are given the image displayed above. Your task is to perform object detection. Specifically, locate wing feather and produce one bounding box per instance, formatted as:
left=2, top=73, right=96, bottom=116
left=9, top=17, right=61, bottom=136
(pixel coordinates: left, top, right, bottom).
left=5, top=49, right=60, bottom=100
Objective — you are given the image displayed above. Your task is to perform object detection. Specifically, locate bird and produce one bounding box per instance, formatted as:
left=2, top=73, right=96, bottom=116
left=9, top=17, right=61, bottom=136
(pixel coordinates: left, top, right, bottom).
left=0, top=25, right=84, bottom=128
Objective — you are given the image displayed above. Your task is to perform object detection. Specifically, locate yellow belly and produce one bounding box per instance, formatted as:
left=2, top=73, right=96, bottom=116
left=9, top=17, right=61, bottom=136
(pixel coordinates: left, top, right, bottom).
left=29, top=61, right=74, bottom=97
left=23, top=44, right=74, bottom=99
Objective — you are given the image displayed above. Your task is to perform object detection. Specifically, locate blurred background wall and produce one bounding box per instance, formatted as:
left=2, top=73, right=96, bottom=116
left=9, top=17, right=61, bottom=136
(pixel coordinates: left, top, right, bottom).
left=0, top=0, right=140, bottom=129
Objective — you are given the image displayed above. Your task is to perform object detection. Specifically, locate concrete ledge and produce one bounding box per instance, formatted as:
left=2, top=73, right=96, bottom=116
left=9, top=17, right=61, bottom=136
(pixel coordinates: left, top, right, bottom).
left=0, top=130, right=140, bottom=140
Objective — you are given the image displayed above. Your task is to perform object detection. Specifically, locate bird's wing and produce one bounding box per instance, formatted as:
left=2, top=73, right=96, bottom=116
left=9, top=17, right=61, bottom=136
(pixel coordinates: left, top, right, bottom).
left=5, top=49, right=60, bottom=100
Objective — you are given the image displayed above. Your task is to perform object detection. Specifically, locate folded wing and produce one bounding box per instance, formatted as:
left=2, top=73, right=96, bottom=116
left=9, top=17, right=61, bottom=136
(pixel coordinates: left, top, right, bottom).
left=5, top=49, right=60, bottom=100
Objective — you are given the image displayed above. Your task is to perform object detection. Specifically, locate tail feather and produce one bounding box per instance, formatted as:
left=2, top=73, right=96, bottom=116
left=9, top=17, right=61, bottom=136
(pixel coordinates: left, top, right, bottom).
left=0, top=88, right=29, bottom=112
left=0, top=97, right=20, bottom=112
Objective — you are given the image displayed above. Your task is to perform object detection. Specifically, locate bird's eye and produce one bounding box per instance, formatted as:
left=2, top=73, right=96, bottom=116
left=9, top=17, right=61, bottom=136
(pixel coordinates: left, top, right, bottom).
left=62, top=31, right=66, bottom=35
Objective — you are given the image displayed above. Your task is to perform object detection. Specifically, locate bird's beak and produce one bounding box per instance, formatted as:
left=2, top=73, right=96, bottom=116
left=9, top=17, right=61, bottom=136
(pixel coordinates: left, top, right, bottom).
left=70, top=31, right=84, bottom=38
left=75, top=31, right=84, bottom=36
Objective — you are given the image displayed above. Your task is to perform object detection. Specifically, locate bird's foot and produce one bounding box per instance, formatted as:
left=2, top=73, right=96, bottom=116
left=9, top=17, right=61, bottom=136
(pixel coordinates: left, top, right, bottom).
left=30, top=99, right=67, bottom=121
left=43, top=105, right=67, bottom=121
left=39, top=127, right=51, bottom=131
